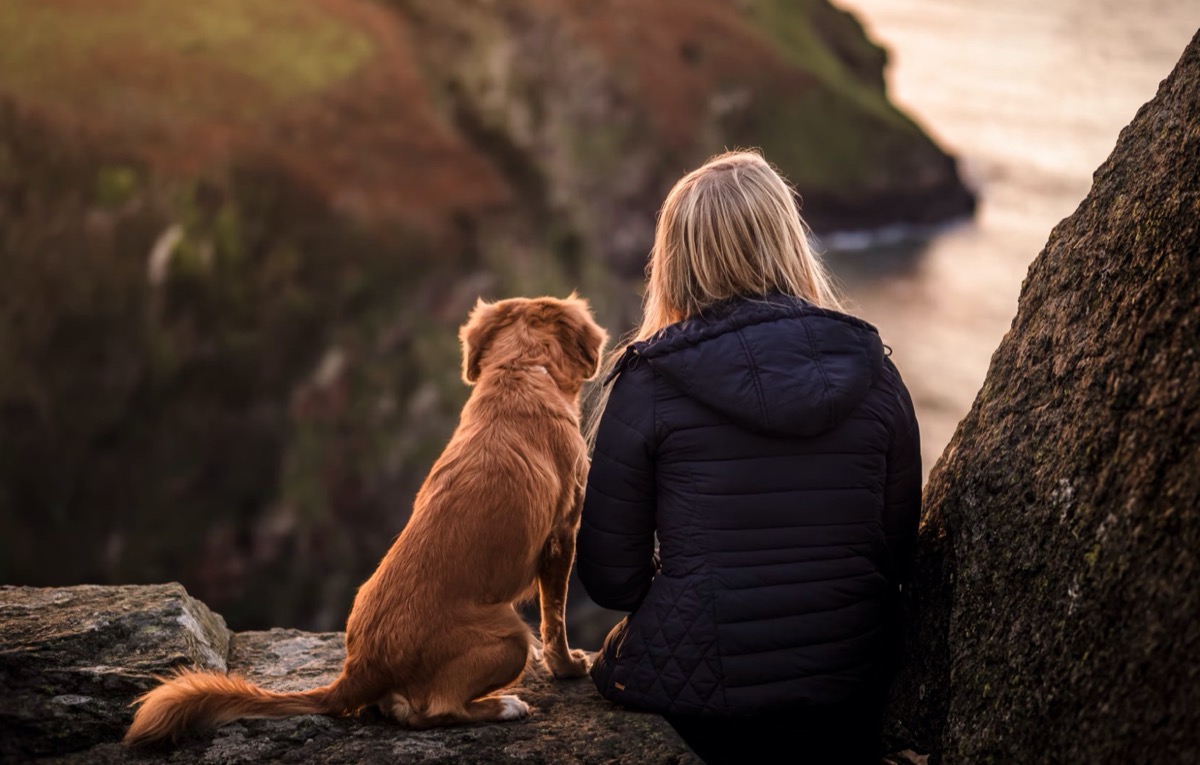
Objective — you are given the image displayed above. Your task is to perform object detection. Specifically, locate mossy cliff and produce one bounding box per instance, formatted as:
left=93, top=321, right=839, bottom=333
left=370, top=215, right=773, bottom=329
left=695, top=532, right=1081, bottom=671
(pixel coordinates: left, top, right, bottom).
left=0, top=0, right=973, bottom=632
left=885, top=29, right=1200, bottom=764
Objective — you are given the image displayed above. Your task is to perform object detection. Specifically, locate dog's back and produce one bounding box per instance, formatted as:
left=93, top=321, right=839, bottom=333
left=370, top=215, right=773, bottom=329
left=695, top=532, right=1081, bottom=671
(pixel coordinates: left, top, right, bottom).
left=351, top=364, right=583, bottom=647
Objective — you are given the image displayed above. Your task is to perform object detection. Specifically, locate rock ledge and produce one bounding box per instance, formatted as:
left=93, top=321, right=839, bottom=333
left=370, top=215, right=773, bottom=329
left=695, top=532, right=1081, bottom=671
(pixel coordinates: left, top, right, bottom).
left=0, top=584, right=699, bottom=764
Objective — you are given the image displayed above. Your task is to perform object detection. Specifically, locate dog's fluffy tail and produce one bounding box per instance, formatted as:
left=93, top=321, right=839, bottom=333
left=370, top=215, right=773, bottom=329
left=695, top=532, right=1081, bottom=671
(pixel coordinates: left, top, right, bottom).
left=123, top=668, right=371, bottom=747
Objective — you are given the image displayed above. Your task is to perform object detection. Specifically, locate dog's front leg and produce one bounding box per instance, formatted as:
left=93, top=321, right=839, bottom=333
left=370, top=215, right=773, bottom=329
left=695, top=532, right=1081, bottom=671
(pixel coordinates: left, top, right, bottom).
left=536, top=524, right=590, bottom=679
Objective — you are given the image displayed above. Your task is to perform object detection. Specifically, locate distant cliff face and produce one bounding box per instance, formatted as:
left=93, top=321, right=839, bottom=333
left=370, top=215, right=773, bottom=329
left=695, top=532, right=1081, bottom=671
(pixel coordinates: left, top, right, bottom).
left=391, top=0, right=975, bottom=273
left=0, top=0, right=973, bottom=632
left=886, top=29, right=1200, bottom=764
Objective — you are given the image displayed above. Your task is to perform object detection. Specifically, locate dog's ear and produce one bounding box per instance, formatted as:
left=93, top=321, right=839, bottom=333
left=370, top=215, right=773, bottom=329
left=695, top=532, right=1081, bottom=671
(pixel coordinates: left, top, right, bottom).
left=555, top=293, right=608, bottom=380
left=459, top=298, right=505, bottom=384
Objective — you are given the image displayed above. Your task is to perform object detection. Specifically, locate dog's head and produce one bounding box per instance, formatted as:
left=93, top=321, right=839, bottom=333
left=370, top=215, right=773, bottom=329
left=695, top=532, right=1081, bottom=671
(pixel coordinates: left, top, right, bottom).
left=459, top=293, right=608, bottom=392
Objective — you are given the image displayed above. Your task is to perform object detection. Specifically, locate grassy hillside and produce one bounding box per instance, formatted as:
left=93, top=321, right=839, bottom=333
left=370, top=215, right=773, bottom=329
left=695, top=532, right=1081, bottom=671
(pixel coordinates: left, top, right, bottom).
left=0, top=0, right=373, bottom=121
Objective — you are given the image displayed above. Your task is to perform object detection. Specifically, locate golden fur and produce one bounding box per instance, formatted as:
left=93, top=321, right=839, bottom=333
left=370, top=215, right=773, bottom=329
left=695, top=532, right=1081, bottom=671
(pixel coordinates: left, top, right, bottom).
left=124, top=294, right=608, bottom=745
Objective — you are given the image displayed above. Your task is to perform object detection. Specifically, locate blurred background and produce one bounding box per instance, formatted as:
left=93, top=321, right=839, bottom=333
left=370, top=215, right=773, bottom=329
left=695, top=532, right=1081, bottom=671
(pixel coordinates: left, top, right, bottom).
left=0, top=0, right=1195, bottom=649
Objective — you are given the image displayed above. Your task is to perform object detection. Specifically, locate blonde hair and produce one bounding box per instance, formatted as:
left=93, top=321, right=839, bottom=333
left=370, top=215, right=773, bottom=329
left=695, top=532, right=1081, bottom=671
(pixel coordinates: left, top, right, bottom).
left=585, top=149, right=843, bottom=445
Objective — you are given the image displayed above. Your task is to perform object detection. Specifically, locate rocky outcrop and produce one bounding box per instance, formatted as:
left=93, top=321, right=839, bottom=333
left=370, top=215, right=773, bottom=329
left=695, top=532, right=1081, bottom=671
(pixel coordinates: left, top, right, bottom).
left=885, top=29, right=1200, bottom=764
left=0, top=584, right=699, bottom=764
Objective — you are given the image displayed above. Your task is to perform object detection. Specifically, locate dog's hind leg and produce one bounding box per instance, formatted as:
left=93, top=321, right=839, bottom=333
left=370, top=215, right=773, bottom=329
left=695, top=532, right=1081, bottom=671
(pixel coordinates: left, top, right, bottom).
left=404, top=619, right=531, bottom=729
left=461, top=694, right=530, bottom=722
left=408, top=694, right=531, bottom=728
left=382, top=689, right=525, bottom=728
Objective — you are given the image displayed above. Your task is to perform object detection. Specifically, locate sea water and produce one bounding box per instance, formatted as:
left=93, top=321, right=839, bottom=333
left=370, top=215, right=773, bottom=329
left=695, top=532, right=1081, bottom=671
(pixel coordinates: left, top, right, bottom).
left=826, top=0, right=1199, bottom=477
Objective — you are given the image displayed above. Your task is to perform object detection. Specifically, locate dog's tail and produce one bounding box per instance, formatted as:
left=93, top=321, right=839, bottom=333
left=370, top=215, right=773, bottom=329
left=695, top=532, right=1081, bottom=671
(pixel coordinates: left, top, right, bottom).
left=123, top=666, right=377, bottom=747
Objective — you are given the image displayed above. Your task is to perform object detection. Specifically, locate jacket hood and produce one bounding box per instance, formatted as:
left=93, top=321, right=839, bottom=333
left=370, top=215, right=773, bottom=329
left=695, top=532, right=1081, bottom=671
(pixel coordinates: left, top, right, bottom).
left=623, top=295, right=884, bottom=437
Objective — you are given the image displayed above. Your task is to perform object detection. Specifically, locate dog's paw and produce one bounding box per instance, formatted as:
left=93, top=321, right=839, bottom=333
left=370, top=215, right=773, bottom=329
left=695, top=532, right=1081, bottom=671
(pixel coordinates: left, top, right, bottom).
left=496, top=695, right=530, bottom=721
left=548, top=649, right=592, bottom=679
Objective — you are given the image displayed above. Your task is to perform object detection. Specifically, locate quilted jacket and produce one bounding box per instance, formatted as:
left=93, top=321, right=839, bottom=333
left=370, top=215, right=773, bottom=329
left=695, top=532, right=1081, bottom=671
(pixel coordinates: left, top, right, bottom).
left=577, top=294, right=921, bottom=716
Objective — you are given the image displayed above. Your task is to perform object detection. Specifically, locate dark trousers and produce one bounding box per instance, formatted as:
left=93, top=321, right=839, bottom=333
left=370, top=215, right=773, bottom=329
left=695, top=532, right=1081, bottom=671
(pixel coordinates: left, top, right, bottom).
left=664, top=694, right=885, bottom=765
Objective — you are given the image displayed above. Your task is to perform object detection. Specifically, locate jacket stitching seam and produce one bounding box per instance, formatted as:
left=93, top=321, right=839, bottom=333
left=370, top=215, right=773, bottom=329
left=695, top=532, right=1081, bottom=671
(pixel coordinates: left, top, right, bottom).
left=679, top=457, right=728, bottom=712
left=649, top=364, right=664, bottom=449
left=734, top=328, right=770, bottom=430
left=799, top=318, right=835, bottom=425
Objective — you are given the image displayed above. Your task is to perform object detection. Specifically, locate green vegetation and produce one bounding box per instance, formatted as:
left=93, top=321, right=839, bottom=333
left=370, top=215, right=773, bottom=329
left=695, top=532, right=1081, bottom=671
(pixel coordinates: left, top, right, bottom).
left=0, top=0, right=375, bottom=122
left=740, top=0, right=933, bottom=192
left=746, top=0, right=911, bottom=128
left=95, top=165, right=139, bottom=209
left=748, top=83, right=927, bottom=191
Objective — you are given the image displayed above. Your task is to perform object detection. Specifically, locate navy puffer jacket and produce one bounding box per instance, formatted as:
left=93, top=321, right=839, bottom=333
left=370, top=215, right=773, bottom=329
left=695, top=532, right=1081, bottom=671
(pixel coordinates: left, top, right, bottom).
left=578, top=294, right=921, bottom=716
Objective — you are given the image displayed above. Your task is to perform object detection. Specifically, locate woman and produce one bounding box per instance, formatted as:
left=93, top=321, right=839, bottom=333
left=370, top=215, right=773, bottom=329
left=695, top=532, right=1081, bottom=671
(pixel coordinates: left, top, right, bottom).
left=577, top=150, right=921, bottom=765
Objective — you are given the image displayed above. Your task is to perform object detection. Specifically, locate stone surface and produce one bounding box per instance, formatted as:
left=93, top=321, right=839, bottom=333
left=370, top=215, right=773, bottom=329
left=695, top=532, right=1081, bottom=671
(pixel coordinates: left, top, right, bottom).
left=0, top=584, right=230, bottom=761
left=0, top=585, right=700, bottom=764
left=885, top=28, right=1200, bottom=765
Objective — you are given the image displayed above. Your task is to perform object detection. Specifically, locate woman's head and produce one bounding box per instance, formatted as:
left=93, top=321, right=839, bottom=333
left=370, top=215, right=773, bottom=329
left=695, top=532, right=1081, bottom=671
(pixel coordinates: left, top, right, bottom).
left=584, top=150, right=842, bottom=446
left=640, top=150, right=841, bottom=337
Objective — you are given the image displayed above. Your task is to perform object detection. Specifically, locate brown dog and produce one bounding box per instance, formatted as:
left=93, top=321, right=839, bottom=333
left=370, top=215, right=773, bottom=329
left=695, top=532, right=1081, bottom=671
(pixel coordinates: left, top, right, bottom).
left=123, top=294, right=608, bottom=745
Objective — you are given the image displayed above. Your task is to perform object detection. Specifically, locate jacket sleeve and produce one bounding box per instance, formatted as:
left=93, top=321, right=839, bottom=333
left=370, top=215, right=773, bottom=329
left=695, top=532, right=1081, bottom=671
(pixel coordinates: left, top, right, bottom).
left=883, top=359, right=922, bottom=584
left=577, top=362, right=658, bottom=612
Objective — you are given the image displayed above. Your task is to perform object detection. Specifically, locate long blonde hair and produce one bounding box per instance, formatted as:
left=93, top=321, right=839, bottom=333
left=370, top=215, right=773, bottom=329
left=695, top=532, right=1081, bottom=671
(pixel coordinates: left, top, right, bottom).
left=585, top=149, right=843, bottom=445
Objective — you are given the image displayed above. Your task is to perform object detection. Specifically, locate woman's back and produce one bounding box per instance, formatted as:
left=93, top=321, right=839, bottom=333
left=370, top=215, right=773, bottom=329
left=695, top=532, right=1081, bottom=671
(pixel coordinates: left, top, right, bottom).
left=577, top=149, right=919, bottom=763
left=579, top=294, right=920, bottom=715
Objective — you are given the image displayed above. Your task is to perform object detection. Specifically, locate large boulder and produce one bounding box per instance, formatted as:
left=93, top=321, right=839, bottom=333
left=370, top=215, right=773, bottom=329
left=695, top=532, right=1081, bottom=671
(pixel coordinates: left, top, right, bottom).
left=0, top=584, right=229, bottom=760
left=0, top=584, right=699, bottom=764
left=886, top=28, right=1200, bottom=764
